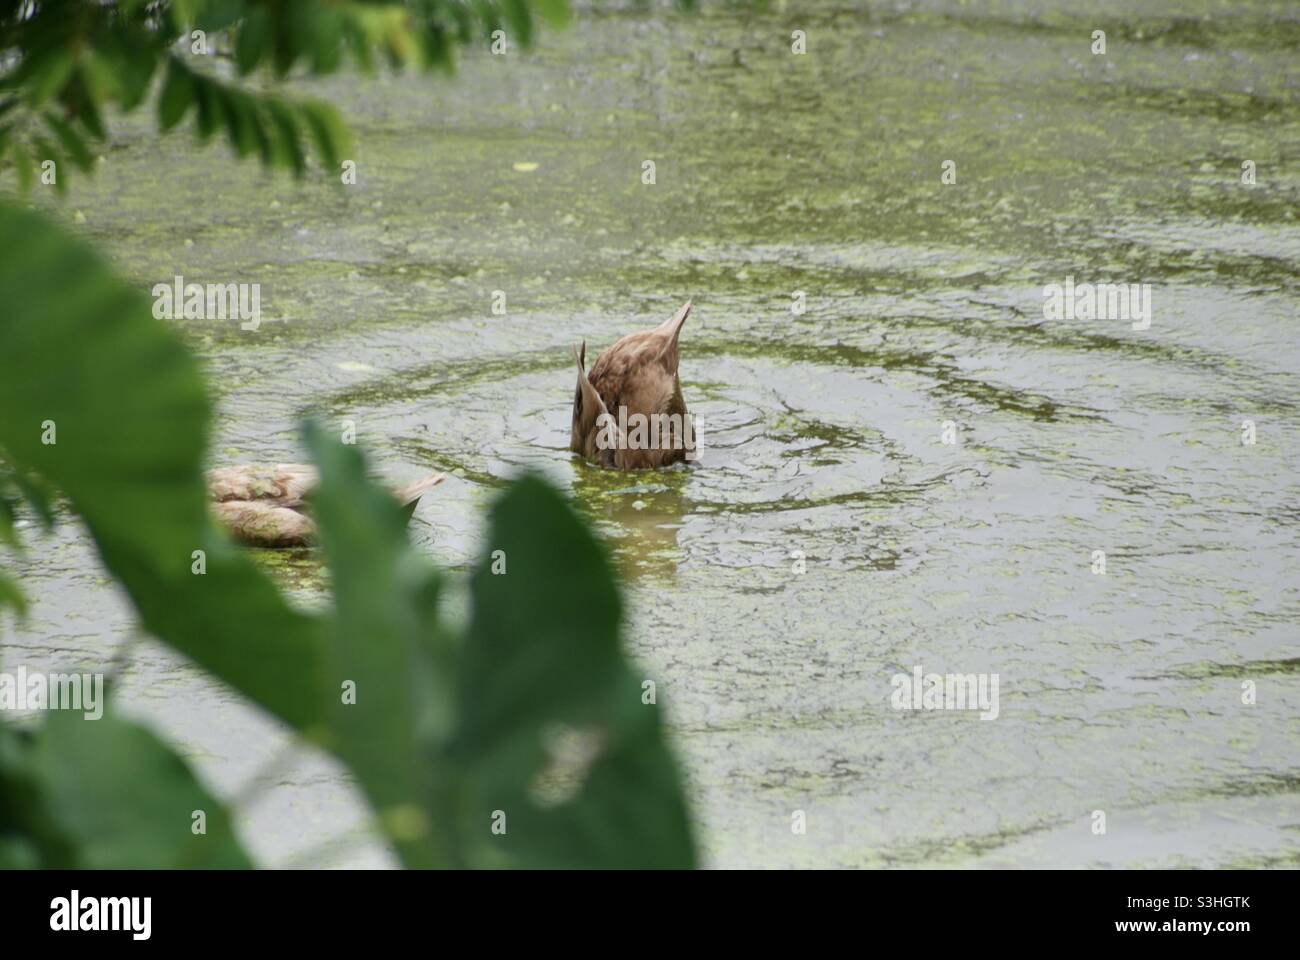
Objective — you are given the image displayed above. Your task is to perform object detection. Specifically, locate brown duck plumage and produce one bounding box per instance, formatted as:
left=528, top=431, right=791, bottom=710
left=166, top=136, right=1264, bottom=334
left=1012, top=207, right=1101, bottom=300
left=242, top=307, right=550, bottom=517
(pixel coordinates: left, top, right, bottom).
left=207, top=463, right=443, bottom=547
left=570, top=300, right=694, bottom=469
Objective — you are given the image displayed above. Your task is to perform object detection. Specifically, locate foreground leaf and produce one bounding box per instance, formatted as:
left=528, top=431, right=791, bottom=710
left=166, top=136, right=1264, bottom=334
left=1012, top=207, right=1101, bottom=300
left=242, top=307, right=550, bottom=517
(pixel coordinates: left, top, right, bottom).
left=307, top=427, right=695, bottom=868
left=0, top=202, right=329, bottom=733
left=456, top=475, right=696, bottom=868
left=0, top=712, right=251, bottom=868
left=305, top=420, right=456, bottom=868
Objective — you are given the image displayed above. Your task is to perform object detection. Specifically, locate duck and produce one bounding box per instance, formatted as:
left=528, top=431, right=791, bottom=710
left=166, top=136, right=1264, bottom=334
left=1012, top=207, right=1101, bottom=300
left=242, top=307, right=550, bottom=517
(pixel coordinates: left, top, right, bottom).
left=206, top=463, right=443, bottom=547
left=570, top=300, right=694, bottom=469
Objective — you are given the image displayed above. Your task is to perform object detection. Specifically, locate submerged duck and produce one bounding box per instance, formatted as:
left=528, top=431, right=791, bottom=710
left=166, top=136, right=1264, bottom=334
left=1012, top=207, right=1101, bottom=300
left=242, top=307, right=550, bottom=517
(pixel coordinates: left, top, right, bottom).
left=207, top=463, right=443, bottom=547
left=571, top=300, right=695, bottom=470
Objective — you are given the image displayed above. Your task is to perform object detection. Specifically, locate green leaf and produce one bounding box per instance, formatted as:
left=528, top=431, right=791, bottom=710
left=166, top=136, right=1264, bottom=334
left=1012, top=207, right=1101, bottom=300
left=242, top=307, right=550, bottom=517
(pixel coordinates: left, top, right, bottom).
left=0, top=202, right=330, bottom=734
left=76, top=94, right=107, bottom=142
left=458, top=475, right=622, bottom=750
left=43, top=112, right=93, bottom=172
left=77, top=53, right=121, bottom=106
left=453, top=475, right=695, bottom=867
left=10, top=472, right=56, bottom=532
left=158, top=58, right=194, bottom=132
left=447, top=2, right=476, bottom=45
left=0, top=724, right=68, bottom=865
left=471, top=0, right=505, bottom=39
left=303, top=423, right=696, bottom=868
left=24, top=52, right=75, bottom=106
left=193, top=76, right=224, bottom=141
left=535, top=0, right=572, bottom=28
left=194, top=0, right=246, bottom=34
left=266, top=100, right=305, bottom=175
left=222, top=91, right=259, bottom=158
left=11, top=144, right=33, bottom=193
left=235, top=6, right=272, bottom=75
left=0, top=482, right=18, bottom=547
left=0, top=569, right=26, bottom=617
left=307, top=6, right=345, bottom=73
left=299, top=100, right=349, bottom=170
left=343, top=17, right=376, bottom=71
left=273, top=6, right=306, bottom=77
left=304, top=421, right=456, bottom=868
left=420, top=21, right=451, bottom=70
left=502, top=0, right=535, bottom=48
left=250, top=104, right=276, bottom=166
left=67, top=73, right=109, bottom=142
left=166, top=0, right=198, bottom=31
left=10, top=711, right=252, bottom=868
left=102, top=44, right=159, bottom=112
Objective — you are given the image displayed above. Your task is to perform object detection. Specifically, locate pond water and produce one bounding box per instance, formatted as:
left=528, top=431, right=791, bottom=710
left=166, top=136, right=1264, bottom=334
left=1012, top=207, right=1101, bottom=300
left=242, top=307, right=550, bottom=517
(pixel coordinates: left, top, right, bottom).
left=5, top=0, right=1299, bottom=867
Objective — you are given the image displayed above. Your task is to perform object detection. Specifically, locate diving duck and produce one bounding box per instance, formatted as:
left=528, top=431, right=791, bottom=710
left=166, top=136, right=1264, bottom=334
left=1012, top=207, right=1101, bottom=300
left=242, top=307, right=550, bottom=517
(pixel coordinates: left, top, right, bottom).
left=571, top=300, right=695, bottom=469
left=206, top=463, right=443, bottom=547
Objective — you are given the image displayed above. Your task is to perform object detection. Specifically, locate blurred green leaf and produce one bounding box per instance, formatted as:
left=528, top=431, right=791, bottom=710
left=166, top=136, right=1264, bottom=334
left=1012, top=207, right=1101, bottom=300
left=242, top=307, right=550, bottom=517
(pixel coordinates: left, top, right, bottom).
left=193, top=75, right=223, bottom=141
left=158, top=58, right=194, bottom=131
left=69, top=72, right=109, bottom=141
left=444, top=2, right=476, bottom=45
left=535, top=0, right=573, bottom=28
left=299, top=100, right=349, bottom=171
left=222, top=90, right=260, bottom=158
left=10, top=472, right=55, bottom=532
left=306, top=416, right=696, bottom=867
left=343, top=16, right=377, bottom=71
left=78, top=53, right=121, bottom=106
left=455, top=475, right=695, bottom=867
left=0, top=202, right=331, bottom=734
left=305, top=421, right=456, bottom=867
left=265, top=99, right=305, bottom=174
left=167, top=0, right=200, bottom=31
left=0, top=569, right=26, bottom=617
left=306, top=6, right=346, bottom=73
left=0, top=483, right=18, bottom=548
left=502, top=0, right=535, bottom=47
left=3, top=712, right=252, bottom=868
left=272, top=4, right=305, bottom=76
left=12, top=143, right=33, bottom=192
left=235, top=6, right=272, bottom=75
left=0, top=724, right=69, bottom=865
left=194, top=0, right=247, bottom=34
left=471, top=0, right=506, bottom=39
left=23, top=51, right=75, bottom=106
left=43, top=112, right=93, bottom=172
left=0, top=0, right=635, bottom=186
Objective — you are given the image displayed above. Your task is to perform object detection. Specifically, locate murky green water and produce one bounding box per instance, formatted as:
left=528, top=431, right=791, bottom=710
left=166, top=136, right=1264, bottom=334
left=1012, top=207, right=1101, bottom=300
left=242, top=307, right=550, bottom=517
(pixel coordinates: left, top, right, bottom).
left=5, top=0, right=1299, bottom=867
